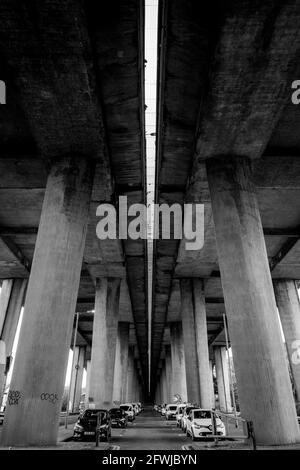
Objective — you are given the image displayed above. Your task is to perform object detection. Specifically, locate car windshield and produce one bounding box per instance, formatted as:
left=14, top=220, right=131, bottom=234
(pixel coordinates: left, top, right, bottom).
left=193, top=410, right=211, bottom=420
left=83, top=410, right=105, bottom=418
left=169, top=406, right=177, bottom=410
left=120, top=405, right=130, bottom=411
left=110, top=409, right=123, bottom=417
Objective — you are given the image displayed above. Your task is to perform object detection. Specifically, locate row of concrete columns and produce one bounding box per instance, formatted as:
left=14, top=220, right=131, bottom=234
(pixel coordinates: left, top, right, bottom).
left=155, top=156, right=300, bottom=446
left=0, top=156, right=300, bottom=447
left=68, top=327, right=142, bottom=413
left=0, top=279, right=27, bottom=406
left=155, top=325, right=229, bottom=412
left=0, top=157, right=142, bottom=447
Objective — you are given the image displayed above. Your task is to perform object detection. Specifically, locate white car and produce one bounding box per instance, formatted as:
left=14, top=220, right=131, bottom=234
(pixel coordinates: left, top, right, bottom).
left=165, top=404, right=178, bottom=420
left=186, top=409, right=226, bottom=440
left=175, top=404, right=186, bottom=427
left=181, top=405, right=196, bottom=431
left=120, top=404, right=135, bottom=422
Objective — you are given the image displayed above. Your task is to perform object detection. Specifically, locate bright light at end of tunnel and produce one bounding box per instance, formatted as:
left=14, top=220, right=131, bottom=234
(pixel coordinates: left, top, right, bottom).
left=145, top=0, right=158, bottom=393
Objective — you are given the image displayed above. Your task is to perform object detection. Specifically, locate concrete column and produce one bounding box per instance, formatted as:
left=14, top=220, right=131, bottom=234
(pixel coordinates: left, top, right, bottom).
left=193, top=279, right=212, bottom=408
left=180, top=279, right=201, bottom=405
left=88, top=278, right=121, bottom=409
left=0, top=279, right=27, bottom=401
left=206, top=155, right=300, bottom=445
left=165, top=345, right=172, bottom=403
left=274, top=280, right=300, bottom=408
left=1, top=279, right=27, bottom=358
left=170, top=322, right=187, bottom=402
left=85, top=360, right=91, bottom=408
left=69, top=346, right=85, bottom=412
left=209, top=360, right=216, bottom=409
left=0, top=341, right=5, bottom=406
left=156, top=376, right=161, bottom=404
left=113, top=322, right=129, bottom=404
left=161, top=363, right=167, bottom=404
left=134, top=367, right=139, bottom=402
left=126, top=346, right=135, bottom=402
left=1, top=156, right=93, bottom=447
left=214, top=347, right=232, bottom=412
left=0, top=280, right=14, bottom=334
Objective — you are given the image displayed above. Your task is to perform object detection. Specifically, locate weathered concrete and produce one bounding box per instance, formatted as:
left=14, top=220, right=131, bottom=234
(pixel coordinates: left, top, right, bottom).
left=88, top=278, right=120, bottom=409
left=126, top=346, right=135, bottom=402
left=165, top=345, right=172, bottom=403
left=169, top=322, right=187, bottom=402
left=1, top=156, right=93, bottom=447
left=193, top=279, right=212, bottom=408
left=180, top=279, right=201, bottom=404
left=113, top=322, right=129, bottom=404
left=214, top=346, right=232, bottom=413
left=206, top=156, right=300, bottom=445
left=274, top=280, right=300, bottom=408
left=69, top=346, right=85, bottom=412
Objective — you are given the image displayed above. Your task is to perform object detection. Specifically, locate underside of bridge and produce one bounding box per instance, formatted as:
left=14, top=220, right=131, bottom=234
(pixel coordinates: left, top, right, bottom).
left=0, top=0, right=300, bottom=448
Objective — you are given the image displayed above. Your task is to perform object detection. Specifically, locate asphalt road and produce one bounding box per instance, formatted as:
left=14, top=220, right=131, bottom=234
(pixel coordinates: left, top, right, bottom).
left=109, top=408, right=190, bottom=450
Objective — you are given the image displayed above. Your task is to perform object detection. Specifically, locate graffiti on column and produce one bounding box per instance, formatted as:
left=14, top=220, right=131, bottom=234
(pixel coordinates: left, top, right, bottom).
left=8, top=390, right=21, bottom=405
left=40, top=393, right=58, bottom=404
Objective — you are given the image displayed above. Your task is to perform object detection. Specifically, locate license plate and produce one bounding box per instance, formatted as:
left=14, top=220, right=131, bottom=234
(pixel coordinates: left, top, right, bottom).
left=84, top=431, right=95, bottom=435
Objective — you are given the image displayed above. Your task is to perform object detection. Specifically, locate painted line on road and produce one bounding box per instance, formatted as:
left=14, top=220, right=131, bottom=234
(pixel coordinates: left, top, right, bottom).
left=181, top=444, right=194, bottom=451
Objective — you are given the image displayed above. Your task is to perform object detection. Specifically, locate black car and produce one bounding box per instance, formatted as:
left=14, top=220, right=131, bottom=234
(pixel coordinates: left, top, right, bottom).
left=109, top=408, right=128, bottom=428
left=73, top=409, right=111, bottom=441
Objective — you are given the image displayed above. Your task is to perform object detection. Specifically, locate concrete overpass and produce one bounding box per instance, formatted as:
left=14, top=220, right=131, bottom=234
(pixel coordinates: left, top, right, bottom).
left=0, top=0, right=299, bottom=448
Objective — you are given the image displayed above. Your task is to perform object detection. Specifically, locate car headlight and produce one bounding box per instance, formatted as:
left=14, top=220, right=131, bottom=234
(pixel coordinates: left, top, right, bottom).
left=193, top=423, right=201, bottom=429
left=217, top=422, right=225, bottom=429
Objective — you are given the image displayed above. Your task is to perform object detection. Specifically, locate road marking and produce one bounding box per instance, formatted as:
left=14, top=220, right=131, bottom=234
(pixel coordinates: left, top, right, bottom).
left=109, top=445, right=120, bottom=450
left=182, top=444, right=196, bottom=450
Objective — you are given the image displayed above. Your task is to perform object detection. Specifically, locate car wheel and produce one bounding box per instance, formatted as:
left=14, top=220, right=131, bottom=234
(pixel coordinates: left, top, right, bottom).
left=192, top=430, right=196, bottom=441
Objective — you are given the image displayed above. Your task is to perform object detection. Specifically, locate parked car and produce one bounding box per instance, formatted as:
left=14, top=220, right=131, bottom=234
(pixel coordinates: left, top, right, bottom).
left=165, top=404, right=178, bottom=420
left=181, top=406, right=197, bottom=431
left=120, top=403, right=135, bottom=422
left=186, top=409, right=226, bottom=440
left=109, top=408, right=127, bottom=428
left=175, top=404, right=186, bottom=427
left=73, top=409, right=111, bottom=441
